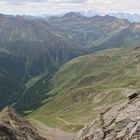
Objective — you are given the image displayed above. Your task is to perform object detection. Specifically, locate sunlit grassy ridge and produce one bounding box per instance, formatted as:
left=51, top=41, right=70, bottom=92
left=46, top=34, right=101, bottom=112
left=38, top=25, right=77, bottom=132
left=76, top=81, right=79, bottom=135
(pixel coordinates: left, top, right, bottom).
left=29, top=46, right=140, bottom=131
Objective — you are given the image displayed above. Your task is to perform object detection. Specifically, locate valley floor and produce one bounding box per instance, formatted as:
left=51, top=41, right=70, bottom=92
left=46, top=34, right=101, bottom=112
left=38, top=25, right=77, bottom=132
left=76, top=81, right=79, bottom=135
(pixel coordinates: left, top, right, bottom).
left=30, top=118, right=76, bottom=140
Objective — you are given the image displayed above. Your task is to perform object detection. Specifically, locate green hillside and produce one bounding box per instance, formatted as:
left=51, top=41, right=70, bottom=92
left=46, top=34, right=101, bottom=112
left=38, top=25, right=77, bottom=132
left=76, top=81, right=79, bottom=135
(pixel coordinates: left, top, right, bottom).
left=29, top=46, right=140, bottom=131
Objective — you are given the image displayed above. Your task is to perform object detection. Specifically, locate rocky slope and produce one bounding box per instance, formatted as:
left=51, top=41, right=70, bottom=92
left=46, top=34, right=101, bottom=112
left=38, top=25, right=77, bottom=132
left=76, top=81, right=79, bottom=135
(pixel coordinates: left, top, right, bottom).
left=0, top=107, right=46, bottom=140
left=75, top=92, right=140, bottom=140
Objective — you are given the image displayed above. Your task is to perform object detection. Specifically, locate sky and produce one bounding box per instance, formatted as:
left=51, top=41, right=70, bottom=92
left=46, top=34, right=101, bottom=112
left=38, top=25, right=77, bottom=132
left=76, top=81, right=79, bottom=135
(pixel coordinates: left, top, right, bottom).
left=0, top=0, right=140, bottom=15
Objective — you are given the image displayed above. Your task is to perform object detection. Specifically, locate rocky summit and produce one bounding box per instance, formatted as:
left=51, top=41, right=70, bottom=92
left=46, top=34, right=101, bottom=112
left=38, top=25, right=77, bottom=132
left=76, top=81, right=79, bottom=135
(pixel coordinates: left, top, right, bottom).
left=0, top=107, right=46, bottom=140
left=75, top=92, right=140, bottom=140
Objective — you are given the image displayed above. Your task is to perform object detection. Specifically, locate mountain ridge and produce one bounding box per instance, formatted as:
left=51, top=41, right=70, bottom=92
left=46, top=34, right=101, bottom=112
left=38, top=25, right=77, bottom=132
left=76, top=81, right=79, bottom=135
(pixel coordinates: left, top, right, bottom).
left=0, top=106, right=46, bottom=140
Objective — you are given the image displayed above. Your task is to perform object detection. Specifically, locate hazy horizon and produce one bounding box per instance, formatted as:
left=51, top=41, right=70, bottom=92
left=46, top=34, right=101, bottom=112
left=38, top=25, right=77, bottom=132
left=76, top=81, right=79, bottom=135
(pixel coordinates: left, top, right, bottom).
left=0, top=0, right=139, bottom=16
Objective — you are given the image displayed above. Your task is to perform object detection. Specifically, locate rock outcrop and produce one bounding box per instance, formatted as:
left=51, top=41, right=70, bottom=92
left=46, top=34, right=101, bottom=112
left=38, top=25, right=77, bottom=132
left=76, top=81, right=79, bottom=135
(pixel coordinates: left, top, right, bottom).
left=75, top=92, right=140, bottom=140
left=0, top=107, right=46, bottom=140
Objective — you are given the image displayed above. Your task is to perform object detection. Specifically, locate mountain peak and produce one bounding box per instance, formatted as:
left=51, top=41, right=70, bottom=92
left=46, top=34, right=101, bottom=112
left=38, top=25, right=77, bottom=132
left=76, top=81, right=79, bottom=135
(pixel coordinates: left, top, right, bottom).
left=0, top=106, right=29, bottom=126
left=0, top=106, right=14, bottom=116
left=63, top=12, right=85, bottom=18
left=91, top=14, right=118, bottom=21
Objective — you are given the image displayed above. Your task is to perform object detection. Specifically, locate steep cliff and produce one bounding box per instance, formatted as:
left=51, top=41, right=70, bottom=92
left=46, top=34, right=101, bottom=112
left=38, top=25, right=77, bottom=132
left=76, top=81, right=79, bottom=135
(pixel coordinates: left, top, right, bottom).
left=0, top=107, right=46, bottom=140
left=75, top=92, right=140, bottom=140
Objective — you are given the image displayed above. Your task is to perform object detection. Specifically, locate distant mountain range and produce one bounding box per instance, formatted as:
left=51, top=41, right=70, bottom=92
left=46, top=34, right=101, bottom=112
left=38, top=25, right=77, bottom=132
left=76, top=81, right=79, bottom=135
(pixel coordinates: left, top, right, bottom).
left=110, top=12, right=140, bottom=23
left=81, top=10, right=140, bottom=23
left=41, top=11, right=140, bottom=23
left=48, top=12, right=140, bottom=51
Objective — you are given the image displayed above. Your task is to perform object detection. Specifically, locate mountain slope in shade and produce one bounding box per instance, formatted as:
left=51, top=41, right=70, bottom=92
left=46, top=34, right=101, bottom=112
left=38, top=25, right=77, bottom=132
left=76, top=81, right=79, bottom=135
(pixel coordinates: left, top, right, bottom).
left=0, top=107, right=46, bottom=140
left=0, top=14, right=87, bottom=76
left=0, top=50, right=26, bottom=107
left=0, top=14, right=88, bottom=109
left=75, top=92, right=140, bottom=140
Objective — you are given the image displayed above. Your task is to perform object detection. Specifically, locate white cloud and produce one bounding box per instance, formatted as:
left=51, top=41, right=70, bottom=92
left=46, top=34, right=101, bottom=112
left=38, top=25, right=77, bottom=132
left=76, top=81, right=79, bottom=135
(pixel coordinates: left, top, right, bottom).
left=0, top=0, right=139, bottom=15
left=1, top=0, right=87, bottom=4
left=48, top=0, right=87, bottom=3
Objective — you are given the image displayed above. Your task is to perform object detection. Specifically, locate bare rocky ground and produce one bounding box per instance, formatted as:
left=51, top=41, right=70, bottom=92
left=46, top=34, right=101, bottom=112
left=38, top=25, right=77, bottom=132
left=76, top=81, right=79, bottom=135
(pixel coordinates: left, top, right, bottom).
left=0, top=106, right=76, bottom=140
left=30, top=119, right=76, bottom=140
left=75, top=92, right=140, bottom=140
left=0, top=107, right=46, bottom=140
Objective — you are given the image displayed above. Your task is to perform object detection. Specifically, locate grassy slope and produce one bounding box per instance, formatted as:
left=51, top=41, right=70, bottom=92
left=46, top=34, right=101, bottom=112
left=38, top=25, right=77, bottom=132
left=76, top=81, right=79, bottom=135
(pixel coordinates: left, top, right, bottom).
left=29, top=46, right=140, bottom=132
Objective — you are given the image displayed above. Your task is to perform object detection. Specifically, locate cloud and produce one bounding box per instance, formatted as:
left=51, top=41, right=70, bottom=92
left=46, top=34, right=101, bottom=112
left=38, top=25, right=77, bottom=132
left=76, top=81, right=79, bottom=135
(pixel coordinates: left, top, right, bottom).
left=0, top=0, right=139, bottom=15
left=1, top=0, right=87, bottom=4
left=48, top=0, right=87, bottom=3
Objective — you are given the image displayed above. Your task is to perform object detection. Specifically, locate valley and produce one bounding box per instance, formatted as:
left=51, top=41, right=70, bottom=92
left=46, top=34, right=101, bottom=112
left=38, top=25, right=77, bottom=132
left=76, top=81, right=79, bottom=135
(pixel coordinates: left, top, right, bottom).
left=0, top=12, right=140, bottom=140
left=29, top=46, right=140, bottom=132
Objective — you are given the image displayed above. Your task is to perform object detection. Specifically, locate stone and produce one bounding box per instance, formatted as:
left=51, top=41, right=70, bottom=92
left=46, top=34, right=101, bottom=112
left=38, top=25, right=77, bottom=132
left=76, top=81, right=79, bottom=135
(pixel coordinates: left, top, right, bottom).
left=75, top=92, right=140, bottom=140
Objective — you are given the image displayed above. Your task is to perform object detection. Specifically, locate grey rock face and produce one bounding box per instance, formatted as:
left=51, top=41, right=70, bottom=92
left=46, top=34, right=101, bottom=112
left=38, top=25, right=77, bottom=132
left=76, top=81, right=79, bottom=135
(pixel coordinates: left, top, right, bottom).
left=0, top=107, right=46, bottom=140
left=75, top=92, right=140, bottom=140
